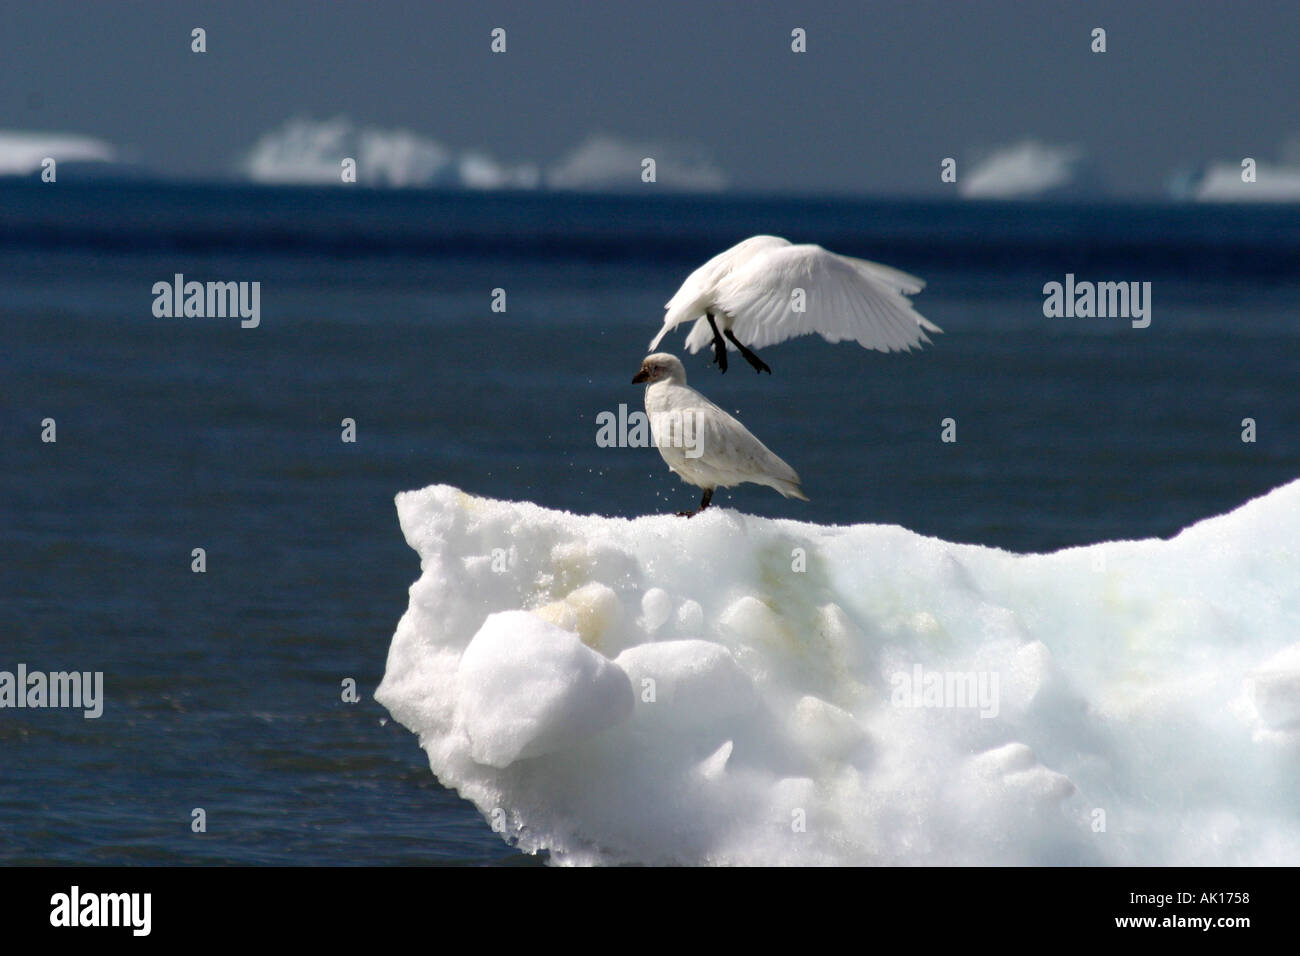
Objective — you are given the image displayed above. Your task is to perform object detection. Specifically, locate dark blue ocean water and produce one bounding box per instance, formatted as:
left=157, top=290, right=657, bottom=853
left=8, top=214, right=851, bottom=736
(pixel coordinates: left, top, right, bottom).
left=2, top=182, right=1297, bottom=864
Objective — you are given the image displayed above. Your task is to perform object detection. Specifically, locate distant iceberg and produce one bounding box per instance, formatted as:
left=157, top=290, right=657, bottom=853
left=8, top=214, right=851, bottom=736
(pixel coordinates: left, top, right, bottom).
left=0, top=130, right=119, bottom=177
left=959, top=139, right=1087, bottom=200
left=1185, top=161, right=1300, bottom=203
left=377, top=481, right=1300, bottom=865
left=546, top=133, right=728, bottom=192
left=458, top=150, right=540, bottom=191
left=239, top=121, right=724, bottom=193
left=239, top=116, right=536, bottom=189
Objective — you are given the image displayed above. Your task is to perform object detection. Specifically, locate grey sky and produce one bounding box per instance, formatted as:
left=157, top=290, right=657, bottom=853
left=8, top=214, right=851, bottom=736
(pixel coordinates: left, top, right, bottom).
left=3, top=0, right=1297, bottom=195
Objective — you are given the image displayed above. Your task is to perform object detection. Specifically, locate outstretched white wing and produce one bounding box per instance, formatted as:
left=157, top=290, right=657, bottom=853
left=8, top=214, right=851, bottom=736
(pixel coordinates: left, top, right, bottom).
left=649, top=236, right=791, bottom=351
left=683, top=244, right=939, bottom=354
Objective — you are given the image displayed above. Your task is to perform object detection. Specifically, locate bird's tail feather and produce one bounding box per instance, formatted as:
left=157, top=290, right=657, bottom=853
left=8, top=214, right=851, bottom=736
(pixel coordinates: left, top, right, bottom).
left=773, top=478, right=809, bottom=501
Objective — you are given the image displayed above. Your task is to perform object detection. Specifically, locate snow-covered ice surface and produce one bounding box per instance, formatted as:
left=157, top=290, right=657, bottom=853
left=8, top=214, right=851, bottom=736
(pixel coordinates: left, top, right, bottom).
left=376, top=481, right=1300, bottom=865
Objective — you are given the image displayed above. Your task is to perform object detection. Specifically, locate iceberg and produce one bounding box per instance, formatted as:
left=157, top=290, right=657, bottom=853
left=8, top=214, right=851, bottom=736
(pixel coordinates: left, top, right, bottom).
left=958, top=139, right=1086, bottom=200
left=238, top=121, right=719, bottom=192
left=1190, top=161, right=1300, bottom=203
left=546, top=133, right=727, bottom=192
left=0, top=130, right=118, bottom=176
left=457, top=151, right=541, bottom=191
left=239, top=116, right=538, bottom=189
left=241, top=116, right=453, bottom=187
left=376, top=481, right=1300, bottom=865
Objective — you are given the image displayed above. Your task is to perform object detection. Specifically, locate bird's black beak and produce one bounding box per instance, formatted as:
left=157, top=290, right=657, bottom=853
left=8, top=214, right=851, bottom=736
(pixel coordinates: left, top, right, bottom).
left=632, top=369, right=649, bottom=384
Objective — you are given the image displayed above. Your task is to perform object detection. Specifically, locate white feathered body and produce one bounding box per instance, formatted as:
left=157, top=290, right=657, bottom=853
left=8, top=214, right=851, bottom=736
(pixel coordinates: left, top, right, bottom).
left=644, top=378, right=807, bottom=500
left=648, top=234, right=940, bottom=355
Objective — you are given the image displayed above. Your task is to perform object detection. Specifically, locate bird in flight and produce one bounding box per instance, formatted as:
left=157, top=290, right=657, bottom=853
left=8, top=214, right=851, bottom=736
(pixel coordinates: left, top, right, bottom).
left=632, top=353, right=808, bottom=516
left=648, top=235, right=941, bottom=373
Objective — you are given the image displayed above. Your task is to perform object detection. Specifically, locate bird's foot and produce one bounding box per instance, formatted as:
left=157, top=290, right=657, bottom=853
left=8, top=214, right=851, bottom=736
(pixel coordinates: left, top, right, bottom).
left=711, top=337, right=728, bottom=372
left=725, top=330, right=771, bottom=374
left=675, top=509, right=698, bottom=518
left=707, top=313, right=728, bottom=372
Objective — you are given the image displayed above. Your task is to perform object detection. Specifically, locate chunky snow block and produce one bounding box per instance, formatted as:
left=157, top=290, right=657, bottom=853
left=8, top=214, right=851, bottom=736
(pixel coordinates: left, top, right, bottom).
left=377, top=482, right=1300, bottom=865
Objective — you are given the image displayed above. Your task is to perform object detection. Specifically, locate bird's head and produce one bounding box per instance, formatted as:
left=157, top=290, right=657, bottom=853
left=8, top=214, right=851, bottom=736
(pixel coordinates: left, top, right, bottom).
left=632, top=353, right=687, bottom=386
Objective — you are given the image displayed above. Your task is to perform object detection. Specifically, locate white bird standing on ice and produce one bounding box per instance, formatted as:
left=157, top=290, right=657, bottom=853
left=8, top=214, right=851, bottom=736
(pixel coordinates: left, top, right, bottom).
left=632, top=353, right=808, bottom=516
left=648, top=235, right=941, bottom=373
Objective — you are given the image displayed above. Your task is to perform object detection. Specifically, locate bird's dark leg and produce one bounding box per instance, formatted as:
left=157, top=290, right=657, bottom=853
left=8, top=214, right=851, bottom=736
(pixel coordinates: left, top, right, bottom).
left=676, top=487, right=713, bottom=518
left=725, top=329, right=772, bottom=374
left=706, top=313, right=728, bottom=373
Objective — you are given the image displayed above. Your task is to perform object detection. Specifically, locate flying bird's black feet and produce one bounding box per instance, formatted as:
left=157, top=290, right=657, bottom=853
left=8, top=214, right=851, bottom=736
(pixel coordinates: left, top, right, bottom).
left=706, top=313, right=728, bottom=373
left=725, top=329, right=771, bottom=374
left=676, top=488, right=714, bottom=518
